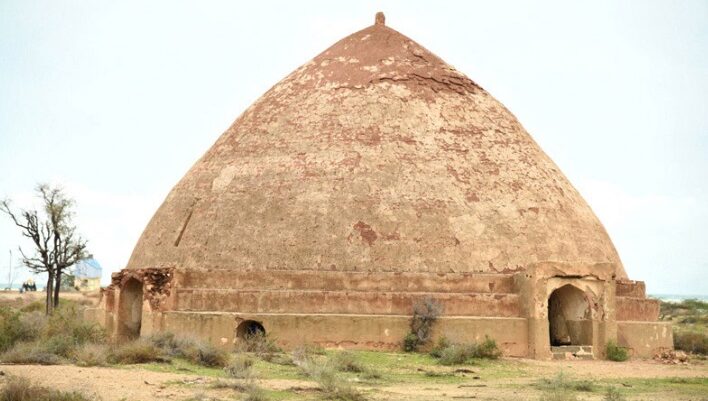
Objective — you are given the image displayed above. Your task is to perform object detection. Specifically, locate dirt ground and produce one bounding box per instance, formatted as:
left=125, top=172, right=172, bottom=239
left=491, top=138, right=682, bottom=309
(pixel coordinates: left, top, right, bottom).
left=1, top=358, right=706, bottom=401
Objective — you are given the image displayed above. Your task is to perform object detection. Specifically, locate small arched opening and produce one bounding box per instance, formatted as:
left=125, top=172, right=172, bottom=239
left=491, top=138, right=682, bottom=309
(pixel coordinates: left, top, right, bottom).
left=118, top=278, right=143, bottom=340
left=236, top=320, right=266, bottom=340
left=548, top=284, right=592, bottom=346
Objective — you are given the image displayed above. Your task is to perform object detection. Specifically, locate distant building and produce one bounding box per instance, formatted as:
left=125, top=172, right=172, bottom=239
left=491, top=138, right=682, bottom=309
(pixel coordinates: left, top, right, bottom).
left=73, top=257, right=102, bottom=292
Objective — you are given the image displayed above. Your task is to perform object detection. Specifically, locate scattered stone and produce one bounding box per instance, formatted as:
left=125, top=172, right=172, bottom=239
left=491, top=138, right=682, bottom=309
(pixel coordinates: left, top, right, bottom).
left=653, top=349, right=690, bottom=364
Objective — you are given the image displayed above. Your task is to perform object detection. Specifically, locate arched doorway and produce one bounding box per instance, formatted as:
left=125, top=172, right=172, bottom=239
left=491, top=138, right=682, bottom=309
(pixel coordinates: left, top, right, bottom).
left=118, top=278, right=143, bottom=340
left=236, top=320, right=265, bottom=340
left=548, top=284, right=592, bottom=346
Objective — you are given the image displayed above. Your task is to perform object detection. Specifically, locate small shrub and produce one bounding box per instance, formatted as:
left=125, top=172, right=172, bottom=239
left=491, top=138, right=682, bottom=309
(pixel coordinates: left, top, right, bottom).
left=72, top=343, right=109, bottom=367
left=224, top=354, right=255, bottom=379
left=236, top=332, right=282, bottom=354
left=537, top=372, right=579, bottom=401
left=295, top=353, right=368, bottom=396
left=403, top=297, right=442, bottom=352
left=43, top=334, right=76, bottom=358
left=606, top=341, right=628, bottom=362
left=109, top=339, right=166, bottom=364
left=0, top=341, right=63, bottom=365
left=604, top=387, right=626, bottom=401
left=572, top=380, right=595, bottom=392
left=402, top=333, right=420, bottom=353
left=186, top=341, right=229, bottom=368
left=148, top=332, right=229, bottom=367
left=45, top=304, right=105, bottom=345
left=330, top=351, right=380, bottom=380
left=429, top=337, right=451, bottom=358
left=475, top=336, right=502, bottom=359
left=331, top=351, right=365, bottom=373
left=0, top=376, right=95, bottom=401
left=674, top=331, right=708, bottom=355
left=0, top=307, right=37, bottom=352
left=438, top=343, right=477, bottom=365
left=19, top=301, right=46, bottom=313
left=244, top=384, right=269, bottom=401
left=432, top=336, right=501, bottom=365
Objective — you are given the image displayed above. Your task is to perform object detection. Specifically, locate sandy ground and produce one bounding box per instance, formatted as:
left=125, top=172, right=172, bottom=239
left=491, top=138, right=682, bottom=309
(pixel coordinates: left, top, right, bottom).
left=1, top=359, right=706, bottom=401
left=0, top=290, right=100, bottom=308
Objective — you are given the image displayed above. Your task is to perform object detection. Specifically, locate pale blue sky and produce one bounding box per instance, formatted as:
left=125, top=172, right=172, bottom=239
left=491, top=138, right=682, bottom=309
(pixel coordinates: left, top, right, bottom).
left=0, top=1, right=706, bottom=294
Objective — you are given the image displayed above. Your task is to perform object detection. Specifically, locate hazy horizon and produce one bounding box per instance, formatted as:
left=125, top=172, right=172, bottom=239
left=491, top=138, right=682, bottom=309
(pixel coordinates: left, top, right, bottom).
left=1, top=1, right=706, bottom=295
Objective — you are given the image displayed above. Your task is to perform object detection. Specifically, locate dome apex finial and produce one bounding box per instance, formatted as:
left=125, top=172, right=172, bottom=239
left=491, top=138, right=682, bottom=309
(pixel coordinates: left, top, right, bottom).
left=375, top=12, right=385, bottom=26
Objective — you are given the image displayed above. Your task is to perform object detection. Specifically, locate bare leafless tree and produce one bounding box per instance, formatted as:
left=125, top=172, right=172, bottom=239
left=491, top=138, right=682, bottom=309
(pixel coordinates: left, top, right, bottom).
left=0, top=184, right=88, bottom=314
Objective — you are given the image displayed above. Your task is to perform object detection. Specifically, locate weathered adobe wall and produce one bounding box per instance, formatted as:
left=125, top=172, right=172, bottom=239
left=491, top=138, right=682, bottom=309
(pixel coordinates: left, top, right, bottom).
left=176, top=288, right=521, bottom=317
left=617, top=321, right=673, bottom=358
left=156, top=311, right=529, bottom=356
left=616, top=297, right=660, bottom=321
left=613, top=280, right=660, bottom=322
left=615, top=280, right=646, bottom=298
left=180, top=269, right=515, bottom=293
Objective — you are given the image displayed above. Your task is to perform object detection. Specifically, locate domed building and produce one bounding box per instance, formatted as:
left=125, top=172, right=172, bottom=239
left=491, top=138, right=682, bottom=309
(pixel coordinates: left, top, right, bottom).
left=91, top=13, right=671, bottom=359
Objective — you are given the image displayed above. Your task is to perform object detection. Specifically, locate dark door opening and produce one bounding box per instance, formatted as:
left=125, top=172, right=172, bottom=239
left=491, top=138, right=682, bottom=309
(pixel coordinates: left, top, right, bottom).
left=548, top=284, right=592, bottom=346
left=118, top=278, right=143, bottom=340
left=236, top=320, right=265, bottom=340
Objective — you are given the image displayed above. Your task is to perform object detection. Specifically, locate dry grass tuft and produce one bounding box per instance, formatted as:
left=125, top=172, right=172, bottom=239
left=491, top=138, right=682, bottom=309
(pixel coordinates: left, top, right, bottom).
left=0, top=376, right=95, bottom=401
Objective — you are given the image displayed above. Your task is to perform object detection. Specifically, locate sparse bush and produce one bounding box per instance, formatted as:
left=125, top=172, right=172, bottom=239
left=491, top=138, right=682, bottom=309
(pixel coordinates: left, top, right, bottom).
left=186, top=341, right=229, bottom=367
left=331, top=351, right=365, bottom=373
left=432, top=336, right=501, bottom=365
left=402, top=333, right=420, bottom=353
left=403, top=297, right=442, bottom=352
left=44, top=304, right=105, bottom=345
left=604, top=387, right=626, bottom=401
left=475, top=336, right=502, bottom=359
left=148, top=332, right=229, bottom=367
left=437, top=343, right=477, bottom=365
left=330, top=351, right=381, bottom=380
left=224, top=354, right=255, bottom=379
left=606, top=341, right=628, bottom=362
left=0, top=341, right=63, bottom=365
left=0, top=307, right=42, bottom=352
left=109, top=339, right=166, bottom=364
left=0, top=376, right=95, bottom=401
left=72, top=343, right=109, bottom=367
left=429, top=337, right=451, bottom=358
left=537, top=372, right=580, bottom=401
left=0, top=303, right=104, bottom=364
left=295, top=353, right=367, bottom=400
left=674, top=331, right=708, bottom=355
left=236, top=332, right=282, bottom=354
left=244, top=384, right=269, bottom=401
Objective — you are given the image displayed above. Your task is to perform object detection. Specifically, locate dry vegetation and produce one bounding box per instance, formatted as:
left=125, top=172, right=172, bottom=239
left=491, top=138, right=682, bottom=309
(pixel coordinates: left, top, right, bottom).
left=660, top=299, right=708, bottom=356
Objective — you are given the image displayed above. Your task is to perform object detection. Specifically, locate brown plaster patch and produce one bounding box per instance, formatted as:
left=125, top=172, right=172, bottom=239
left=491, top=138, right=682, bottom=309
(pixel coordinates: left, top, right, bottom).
left=353, top=221, right=378, bottom=246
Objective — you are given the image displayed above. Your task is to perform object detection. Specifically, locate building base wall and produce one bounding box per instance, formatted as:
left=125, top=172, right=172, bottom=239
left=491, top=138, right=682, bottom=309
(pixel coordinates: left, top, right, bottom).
left=617, top=321, right=673, bottom=358
left=146, top=311, right=530, bottom=356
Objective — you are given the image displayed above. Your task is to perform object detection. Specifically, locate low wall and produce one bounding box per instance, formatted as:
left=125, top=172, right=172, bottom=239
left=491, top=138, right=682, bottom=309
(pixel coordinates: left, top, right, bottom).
left=156, top=311, right=529, bottom=356
left=617, top=321, right=673, bottom=358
